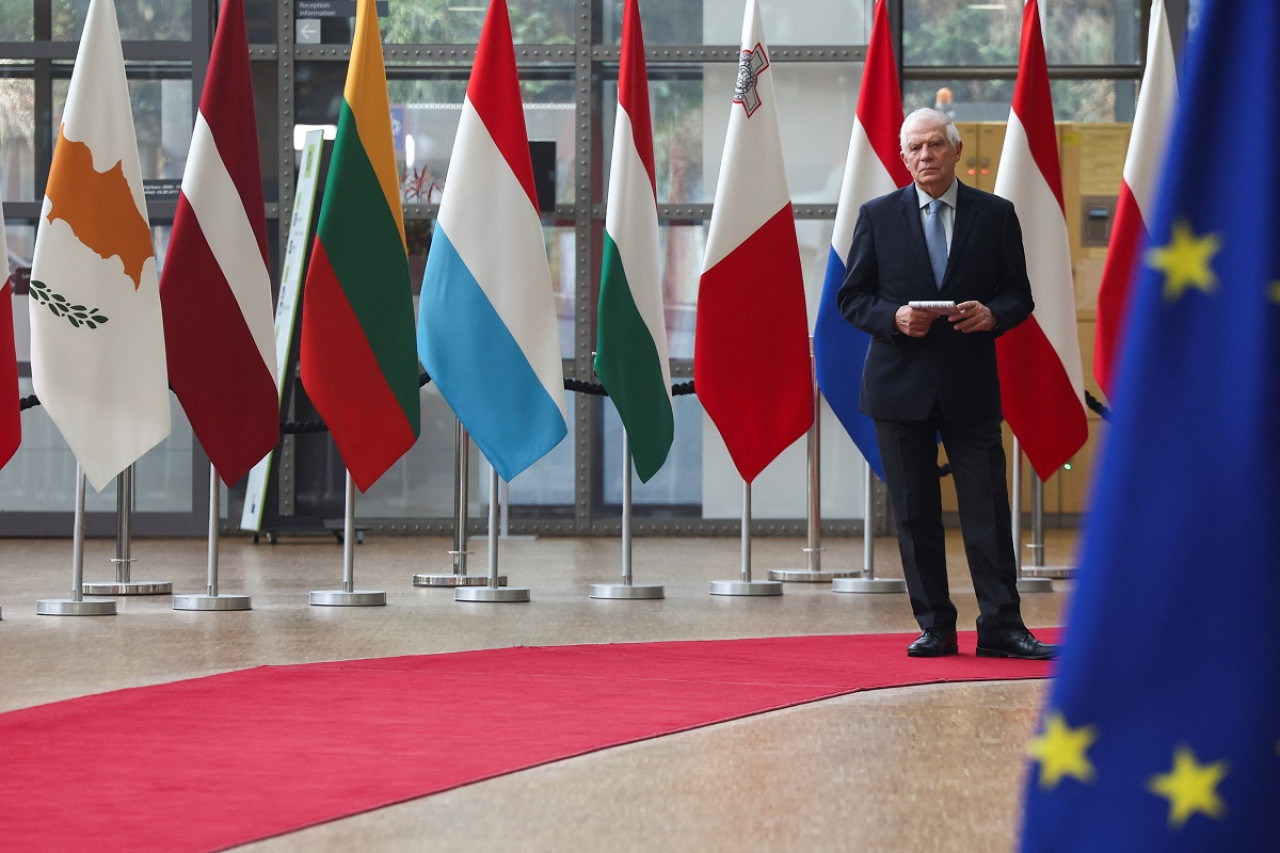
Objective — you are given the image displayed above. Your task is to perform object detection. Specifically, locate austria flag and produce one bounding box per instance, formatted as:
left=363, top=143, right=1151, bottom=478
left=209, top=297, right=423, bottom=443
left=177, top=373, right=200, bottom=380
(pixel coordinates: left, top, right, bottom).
left=694, top=0, right=812, bottom=484
left=1093, top=0, right=1177, bottom=400
left=993, top=0, right=1088, bottom=482
left=159, top=0, right=278, bottom=486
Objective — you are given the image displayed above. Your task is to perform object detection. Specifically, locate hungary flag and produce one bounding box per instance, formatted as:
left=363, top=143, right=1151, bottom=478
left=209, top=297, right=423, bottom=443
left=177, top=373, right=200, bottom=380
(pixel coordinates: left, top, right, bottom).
left=594, top=0, right=673, bottom=483
left=300, top=0, right=420, bottom=491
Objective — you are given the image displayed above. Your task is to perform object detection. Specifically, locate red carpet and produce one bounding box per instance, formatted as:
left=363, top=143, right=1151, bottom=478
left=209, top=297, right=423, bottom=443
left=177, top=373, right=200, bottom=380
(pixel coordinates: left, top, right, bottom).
left=0, top=630, right=1058, bottom=851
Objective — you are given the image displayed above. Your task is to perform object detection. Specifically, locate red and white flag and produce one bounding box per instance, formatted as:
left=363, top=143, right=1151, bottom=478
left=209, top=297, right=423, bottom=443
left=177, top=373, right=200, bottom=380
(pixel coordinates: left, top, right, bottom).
left=29, top=0, right=170, bottom=491
left=694, top=0, right=812, bottom=484
left=159, top=0, right=278, bottom=486
left=993, top=0, right=1088, bottom=482
left=1092, top=0, right=1177, bottom=400
left=0, top=185, right=19, bottom=470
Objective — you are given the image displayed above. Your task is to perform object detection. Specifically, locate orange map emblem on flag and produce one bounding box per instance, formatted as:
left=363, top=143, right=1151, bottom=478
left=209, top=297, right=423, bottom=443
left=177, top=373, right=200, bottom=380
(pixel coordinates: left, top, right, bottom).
left=45, top=124, right=153, bottom=290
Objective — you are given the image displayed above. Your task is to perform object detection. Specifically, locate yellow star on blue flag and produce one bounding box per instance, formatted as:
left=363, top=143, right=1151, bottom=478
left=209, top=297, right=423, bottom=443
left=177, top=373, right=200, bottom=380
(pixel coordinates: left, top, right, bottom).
left=1146, top=220, right=1220, bottom=302
left=1147, top=745, right=1229, bottom=828
left=1019, top=1, right=1280, bottom=849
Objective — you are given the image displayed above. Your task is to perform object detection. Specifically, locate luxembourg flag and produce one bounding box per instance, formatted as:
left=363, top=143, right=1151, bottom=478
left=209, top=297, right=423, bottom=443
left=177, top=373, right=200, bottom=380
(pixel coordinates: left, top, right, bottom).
left=1092, top=0, right=1177, bottom=400
left=993, top=0, right=1088, bottom=483
left=811, top=0, right=908, bottom=482
left=417, top=0, right=567, bottom=483
left=694, top=0, right=813, bottom=484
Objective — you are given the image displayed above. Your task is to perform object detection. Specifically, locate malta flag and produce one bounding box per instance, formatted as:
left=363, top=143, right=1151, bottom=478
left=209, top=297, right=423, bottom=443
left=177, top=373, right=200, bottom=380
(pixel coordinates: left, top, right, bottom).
left=300, top=0, right=421, bottom=492
left=595, top=0, right=673, bottom=484
left=694, top=0, right=812, bottom=484
left=1092, top=0, right=1177, bottom=400
left=0, top=186, right=19, bottom=470
left=993, top=0, right=1087, bottom=483
left=159, top=0, right=278, bottom=486
left=811, top=0, right=909, bottom=481
left=417, top=0, right=567, bottom=483
left=28, top=0, right=170, bottom=491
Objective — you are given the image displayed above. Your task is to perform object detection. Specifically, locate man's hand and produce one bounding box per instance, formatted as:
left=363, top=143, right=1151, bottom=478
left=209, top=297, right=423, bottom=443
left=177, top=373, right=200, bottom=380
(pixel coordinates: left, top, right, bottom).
left=895, top=305, right=939, bottom=337
left=948, top=300, right=997, bottom=333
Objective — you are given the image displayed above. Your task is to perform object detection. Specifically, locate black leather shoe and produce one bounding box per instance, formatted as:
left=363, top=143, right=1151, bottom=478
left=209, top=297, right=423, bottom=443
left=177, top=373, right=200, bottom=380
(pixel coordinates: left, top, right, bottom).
left=907, top=628, right=958, bottom=658
left=976, top=629, right=1058, bottom=660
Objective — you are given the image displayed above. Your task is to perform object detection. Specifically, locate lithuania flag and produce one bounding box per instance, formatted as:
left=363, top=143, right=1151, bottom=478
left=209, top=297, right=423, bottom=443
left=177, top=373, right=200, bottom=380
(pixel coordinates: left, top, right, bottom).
left=594, top=0, right=673, bottom=484
left=300, top=0, right=420, bottom=492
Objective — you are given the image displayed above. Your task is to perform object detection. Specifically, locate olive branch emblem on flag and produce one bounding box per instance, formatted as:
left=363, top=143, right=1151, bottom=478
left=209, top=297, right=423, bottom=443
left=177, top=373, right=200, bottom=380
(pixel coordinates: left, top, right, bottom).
left=29, top=279, right=110, bottom=329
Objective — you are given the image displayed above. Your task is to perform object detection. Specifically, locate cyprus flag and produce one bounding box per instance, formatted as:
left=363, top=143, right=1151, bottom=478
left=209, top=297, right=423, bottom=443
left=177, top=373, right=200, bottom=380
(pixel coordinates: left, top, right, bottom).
left=29, top=0, right=170, bottom=490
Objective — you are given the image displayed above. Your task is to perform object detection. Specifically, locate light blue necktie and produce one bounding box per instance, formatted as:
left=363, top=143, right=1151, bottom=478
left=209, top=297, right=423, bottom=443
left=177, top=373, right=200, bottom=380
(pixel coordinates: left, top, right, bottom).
left=925, top=198, right=947, bottom=289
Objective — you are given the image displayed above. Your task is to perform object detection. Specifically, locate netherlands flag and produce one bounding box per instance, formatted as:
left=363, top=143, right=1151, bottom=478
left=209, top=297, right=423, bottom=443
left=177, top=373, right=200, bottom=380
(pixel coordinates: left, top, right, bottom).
left=993, top=0, right=1088, bottom=483
left=1093, top=0, right=1177, bottom=400
left=812, top=0, right=909, bottom=482
left=417, top=0, right=567, bottom=483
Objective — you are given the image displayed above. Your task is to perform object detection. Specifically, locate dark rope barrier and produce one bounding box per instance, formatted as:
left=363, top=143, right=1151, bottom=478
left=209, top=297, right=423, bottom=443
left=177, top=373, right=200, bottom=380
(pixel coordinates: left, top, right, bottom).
left=16, top=375, right=1085, bottom=482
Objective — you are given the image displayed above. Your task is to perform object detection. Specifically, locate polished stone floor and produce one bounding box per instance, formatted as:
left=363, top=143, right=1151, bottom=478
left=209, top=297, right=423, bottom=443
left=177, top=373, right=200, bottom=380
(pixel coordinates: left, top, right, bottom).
left=0, top=528, right=1075, bottom=851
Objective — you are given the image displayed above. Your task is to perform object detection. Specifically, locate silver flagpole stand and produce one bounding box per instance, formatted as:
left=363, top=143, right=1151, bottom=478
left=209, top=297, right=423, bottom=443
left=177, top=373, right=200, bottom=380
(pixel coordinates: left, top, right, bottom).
left=310, top=471, right=385, bottom=606
left=834, top=460, right=906, bottom=593
left=82, top=465, right=171, bottom=596
left=38, top=464, right=116, bottom=615
left=174, top=464, right=251, bottom=611
left=456, top=465, right=528, bottom=602
left=1020, top=475, right=1075, bottom=579
left=591, top=430, right=663, bottom=599
left=771, top=352, right=858, bottom=581
left=710, top=481, right=782, bottom=596
left=415, top=421, right=494, bottom=587
left=1012, top=440, right=1052, bottom=593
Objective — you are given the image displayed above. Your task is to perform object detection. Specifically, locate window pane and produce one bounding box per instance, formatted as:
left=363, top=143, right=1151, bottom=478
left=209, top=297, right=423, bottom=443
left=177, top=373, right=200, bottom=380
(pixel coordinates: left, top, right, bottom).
left=52, top=77, right=194, bottom=182
left=0, top=77, right=36, bottom=201
left=0, top=1, right=33, bottom=40
left=903, top=0, right=1140, bottom=68
left=904, top=78, right=1135, bottom=123
left=701, top=62, right=861, bottom=205
left=659, top=0, right=872, bottom=47
left=52, top=0, right=192, bottom=41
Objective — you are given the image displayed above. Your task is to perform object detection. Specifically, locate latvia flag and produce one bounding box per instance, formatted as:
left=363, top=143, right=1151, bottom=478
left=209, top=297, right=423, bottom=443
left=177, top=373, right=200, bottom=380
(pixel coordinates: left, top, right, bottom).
left=160, top=0, right=279, bottom=486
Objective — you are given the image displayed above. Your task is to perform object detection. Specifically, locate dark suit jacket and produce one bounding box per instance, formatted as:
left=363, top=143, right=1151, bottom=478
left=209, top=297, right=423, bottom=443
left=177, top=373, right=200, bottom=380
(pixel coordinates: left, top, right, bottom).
left=837, top=181, right=1033, bottom=425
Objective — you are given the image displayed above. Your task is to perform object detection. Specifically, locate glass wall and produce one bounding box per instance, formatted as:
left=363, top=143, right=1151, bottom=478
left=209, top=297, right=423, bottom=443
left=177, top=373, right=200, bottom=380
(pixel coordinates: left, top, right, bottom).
left=0, top=0, right=1172, bottom=536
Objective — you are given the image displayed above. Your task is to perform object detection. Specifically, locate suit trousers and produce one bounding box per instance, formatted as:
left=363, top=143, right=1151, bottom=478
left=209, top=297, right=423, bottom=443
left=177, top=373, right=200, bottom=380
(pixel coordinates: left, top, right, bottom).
left=874, top=414, right=1025, bottom=639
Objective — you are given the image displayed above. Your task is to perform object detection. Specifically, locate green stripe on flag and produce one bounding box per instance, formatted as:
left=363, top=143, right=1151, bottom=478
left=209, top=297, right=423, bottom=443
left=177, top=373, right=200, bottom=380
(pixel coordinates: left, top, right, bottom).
left=315, top=101, right=420, bottom=432
left=595, top=232, right=673, bottom=482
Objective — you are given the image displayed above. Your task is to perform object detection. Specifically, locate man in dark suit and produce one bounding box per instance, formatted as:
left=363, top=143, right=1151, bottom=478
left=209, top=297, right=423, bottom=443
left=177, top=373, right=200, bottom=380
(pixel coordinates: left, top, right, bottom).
left=838, top=108, right=1057, bottom=661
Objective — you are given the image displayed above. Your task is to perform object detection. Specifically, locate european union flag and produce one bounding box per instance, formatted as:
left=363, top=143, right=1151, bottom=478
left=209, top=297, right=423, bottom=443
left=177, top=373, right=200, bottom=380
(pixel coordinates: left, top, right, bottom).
left=1019, top=2, right=1280, bottom=849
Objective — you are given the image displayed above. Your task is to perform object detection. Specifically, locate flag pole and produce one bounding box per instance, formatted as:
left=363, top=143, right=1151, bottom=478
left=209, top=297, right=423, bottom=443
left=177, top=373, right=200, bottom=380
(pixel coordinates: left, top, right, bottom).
left=1020, top=474, right=1075, bottom=579
left=711, top=480, right=782, bottom=596
left=174, top=463, right=251, bottom=611
left=37, top=464, right=116, bottom=616
left=772, top=339, right=858, bottom=582
left=81, top=465, right=171, bottom=596
left=415, top=420, right=494, bottom=587
left=591, top=429, right=664, bottom=599
left=1012, top=440, right=1052, bottom=593
left=309, top=470, right=386, bottom=606
left=456, top=463, right=529, bottom=602
left=834, top=459, right=905, bottom=594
